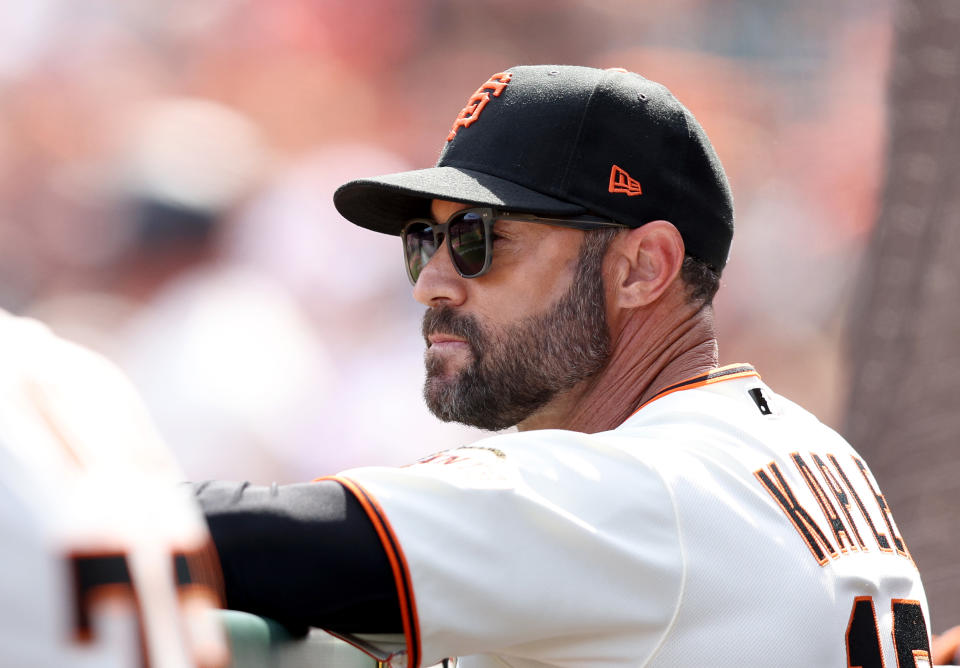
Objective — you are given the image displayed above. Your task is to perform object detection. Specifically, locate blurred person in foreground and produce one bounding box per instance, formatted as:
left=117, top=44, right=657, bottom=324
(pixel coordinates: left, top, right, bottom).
left=194, top=66, right=932, bottom=667
left=0, top=310, right=227, bottom=667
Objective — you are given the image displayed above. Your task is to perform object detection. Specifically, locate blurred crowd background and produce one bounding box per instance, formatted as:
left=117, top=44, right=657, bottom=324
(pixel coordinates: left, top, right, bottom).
left=0, top=0, right=892, bottom=483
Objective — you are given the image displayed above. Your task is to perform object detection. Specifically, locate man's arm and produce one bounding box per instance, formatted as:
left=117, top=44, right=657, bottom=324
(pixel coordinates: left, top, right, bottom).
left=192, top=480, right=402, bottom=633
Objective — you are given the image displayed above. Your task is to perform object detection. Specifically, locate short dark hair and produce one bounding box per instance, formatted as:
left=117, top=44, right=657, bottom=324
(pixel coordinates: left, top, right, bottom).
left=587, top=229, right=721, bottom=307
left=680, top=255, right=721, bottom=306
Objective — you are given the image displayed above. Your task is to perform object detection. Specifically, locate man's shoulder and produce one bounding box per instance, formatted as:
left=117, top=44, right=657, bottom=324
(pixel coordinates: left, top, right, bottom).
left=338, top=427, right=671, bottom=500
left=622, top=370, right=845, bottom=445
left=0, top=309, right=126, bottom=383
left=0, top=309, right=183, bottom=477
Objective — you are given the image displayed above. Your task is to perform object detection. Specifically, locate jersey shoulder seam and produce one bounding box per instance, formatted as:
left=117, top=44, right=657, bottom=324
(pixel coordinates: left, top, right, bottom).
left=638, top=456, right=688, bottom=666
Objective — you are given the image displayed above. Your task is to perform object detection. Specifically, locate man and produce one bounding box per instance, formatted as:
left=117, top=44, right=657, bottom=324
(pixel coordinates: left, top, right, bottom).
left=196, top=65, right=932, bottom=667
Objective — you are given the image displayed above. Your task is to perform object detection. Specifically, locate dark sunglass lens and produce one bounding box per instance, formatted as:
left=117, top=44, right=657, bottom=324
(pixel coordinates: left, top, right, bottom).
left=403, top=223, right=436, bottom=282
left=448, top=212, right=487, bottom=276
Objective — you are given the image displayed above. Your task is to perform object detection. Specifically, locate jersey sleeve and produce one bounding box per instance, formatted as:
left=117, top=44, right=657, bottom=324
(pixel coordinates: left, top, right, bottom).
left=194, top=479, right=403, bottom=633
left=330, top=429, right=684, bottom=667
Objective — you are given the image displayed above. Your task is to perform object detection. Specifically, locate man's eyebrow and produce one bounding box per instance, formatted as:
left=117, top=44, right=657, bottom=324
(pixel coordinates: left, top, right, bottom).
left=427, top=209, right=454, bottom=224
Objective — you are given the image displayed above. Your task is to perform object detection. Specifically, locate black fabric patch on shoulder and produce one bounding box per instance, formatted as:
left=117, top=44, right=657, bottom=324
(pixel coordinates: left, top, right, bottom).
left=749, top=388, right=773, bottom=415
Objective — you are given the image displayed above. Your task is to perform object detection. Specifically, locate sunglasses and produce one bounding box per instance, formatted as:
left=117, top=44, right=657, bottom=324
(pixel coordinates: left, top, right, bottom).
left=401, top=207, right=627, bottom=284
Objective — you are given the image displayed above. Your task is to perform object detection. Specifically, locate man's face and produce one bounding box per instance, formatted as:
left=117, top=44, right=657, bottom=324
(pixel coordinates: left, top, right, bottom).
left=414, top=200, right=613, bottom=430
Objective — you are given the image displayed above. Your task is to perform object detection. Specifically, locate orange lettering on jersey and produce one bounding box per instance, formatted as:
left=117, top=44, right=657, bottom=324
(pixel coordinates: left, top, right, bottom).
left=828, top=454, right=893, bottom=554
left=446, top=72, right=512, bottom=141
left=812, top=454, right=867, bottom=551
left=853, top=456, right=910, bottom=559
left=609, top=165, right=642, bottom=196
left=755, top=462, right=836, bottom=566
left=791, top=453, right=858, bottom=554
left=415, top=452, right=465, bottom=466
left=411, top=446, right=506, bottom=468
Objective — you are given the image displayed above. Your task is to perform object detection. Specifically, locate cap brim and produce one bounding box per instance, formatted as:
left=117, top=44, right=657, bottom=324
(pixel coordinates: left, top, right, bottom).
left=333, top=166, right=587, bottom=235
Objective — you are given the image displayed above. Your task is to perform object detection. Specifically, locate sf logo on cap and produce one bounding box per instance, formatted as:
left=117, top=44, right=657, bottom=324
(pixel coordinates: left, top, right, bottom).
left=446, top=72, right=512, bottom=141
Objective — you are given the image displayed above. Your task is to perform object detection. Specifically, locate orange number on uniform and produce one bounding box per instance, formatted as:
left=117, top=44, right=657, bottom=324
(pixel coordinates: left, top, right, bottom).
left=70, top=552, right=147, bottom=665
left=71, top=553, right=140, bottom=641
left=71, top=548, right=222, bottom=668
left=846, top=596, right=931, bottom=668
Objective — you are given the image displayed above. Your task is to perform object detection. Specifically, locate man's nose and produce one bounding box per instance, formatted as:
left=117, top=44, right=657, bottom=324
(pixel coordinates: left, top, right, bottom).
left=412, top=240, right=468, bottom=308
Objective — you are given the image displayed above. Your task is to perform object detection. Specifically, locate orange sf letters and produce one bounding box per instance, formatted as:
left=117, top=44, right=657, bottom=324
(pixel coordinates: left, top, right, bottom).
left=447, top=72, right=512, bottom=141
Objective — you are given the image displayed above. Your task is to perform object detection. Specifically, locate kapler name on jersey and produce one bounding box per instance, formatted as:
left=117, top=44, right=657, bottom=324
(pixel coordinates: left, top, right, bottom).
left=754, top=451, right=909, bottom=566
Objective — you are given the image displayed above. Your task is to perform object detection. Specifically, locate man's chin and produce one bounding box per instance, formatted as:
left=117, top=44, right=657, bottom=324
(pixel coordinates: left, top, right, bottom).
left=425, top=346, right=473, bottom=378
left=423, top=375, right=462, bottom=423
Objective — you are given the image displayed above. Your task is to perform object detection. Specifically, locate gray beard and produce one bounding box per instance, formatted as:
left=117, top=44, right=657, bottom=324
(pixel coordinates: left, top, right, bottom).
left=421, top=236, right=612, bottom=431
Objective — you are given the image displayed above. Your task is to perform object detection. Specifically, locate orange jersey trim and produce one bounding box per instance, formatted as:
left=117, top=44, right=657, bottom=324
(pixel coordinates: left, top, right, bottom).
left=317, top=475, right=422, bottom=668
left=631, top=363, right=760, bottom=416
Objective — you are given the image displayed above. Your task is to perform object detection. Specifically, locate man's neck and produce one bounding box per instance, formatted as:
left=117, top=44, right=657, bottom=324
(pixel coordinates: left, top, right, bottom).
left=517, top=301, right=719, bottom=434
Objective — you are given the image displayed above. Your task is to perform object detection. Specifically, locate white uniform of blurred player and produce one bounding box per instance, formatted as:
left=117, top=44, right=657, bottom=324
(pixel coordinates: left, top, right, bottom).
left=0, top=310, right=227, bottom=667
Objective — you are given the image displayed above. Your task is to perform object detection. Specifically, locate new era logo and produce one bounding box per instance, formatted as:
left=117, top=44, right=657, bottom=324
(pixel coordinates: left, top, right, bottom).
left=609, top=165, right=642, bottom=196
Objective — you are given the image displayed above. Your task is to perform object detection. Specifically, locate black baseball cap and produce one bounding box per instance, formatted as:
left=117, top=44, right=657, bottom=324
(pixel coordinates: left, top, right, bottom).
left=334, top=65, right=734, bottom=272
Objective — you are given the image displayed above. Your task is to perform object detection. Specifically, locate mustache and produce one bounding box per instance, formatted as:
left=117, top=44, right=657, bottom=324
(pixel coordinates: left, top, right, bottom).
left=422, top=306, right=486, bottom=356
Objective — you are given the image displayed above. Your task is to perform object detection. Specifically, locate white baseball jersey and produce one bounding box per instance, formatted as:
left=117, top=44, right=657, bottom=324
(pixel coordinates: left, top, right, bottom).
left=331, top=364, right=932, bottom=667
left=0, top=311, right=227, bottom=668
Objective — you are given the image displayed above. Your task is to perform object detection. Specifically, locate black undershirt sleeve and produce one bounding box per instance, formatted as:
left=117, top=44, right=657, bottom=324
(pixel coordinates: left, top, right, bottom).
left=191, top=479, right=402, bottom=634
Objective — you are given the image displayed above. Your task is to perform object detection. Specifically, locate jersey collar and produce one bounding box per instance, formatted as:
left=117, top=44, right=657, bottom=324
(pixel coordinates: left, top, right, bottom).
left=630, top=363, right=759, bottom=416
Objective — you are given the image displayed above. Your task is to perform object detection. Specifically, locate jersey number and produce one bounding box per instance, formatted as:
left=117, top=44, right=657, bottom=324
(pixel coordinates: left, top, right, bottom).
left=71, top=548, right=220, bottom=667
left=846, top=597, right=930, bottom=668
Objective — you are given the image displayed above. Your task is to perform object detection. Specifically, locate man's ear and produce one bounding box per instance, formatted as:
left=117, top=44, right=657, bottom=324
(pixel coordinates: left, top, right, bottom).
left=607, top=221, right=686, bottom=310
